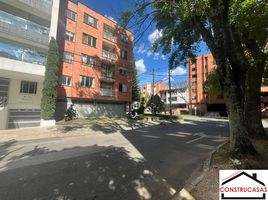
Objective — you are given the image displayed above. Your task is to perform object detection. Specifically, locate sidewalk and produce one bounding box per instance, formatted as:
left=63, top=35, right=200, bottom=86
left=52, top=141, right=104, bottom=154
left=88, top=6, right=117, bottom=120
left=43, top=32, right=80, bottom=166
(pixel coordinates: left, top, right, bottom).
left=0, top=117, right=171, bottom=142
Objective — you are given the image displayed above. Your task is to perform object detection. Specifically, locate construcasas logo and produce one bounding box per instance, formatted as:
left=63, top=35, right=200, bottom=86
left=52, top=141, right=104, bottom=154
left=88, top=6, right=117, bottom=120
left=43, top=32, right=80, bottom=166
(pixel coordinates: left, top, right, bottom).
left=219, top=170, right=268, bottom=200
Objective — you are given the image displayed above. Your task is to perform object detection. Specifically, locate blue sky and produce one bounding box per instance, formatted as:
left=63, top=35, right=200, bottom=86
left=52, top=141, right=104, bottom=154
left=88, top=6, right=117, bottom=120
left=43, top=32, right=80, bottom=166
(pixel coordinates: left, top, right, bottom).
left=77, top=0, right=209, bottom=88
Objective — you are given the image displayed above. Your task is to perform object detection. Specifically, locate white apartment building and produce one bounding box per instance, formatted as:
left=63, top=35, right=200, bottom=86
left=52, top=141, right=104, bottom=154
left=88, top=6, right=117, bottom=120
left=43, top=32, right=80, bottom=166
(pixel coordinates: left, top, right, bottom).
left=159, top=88, right=189, bottom=114
left=0, top=0, right=60, bottom=129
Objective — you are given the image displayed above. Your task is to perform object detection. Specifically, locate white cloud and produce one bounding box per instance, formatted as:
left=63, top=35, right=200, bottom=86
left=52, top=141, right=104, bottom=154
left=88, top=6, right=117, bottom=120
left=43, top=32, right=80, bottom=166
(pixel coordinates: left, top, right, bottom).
left=146, top=51, right=152, bottom=56
left=104, top=15, right=117, bottom=23
left=137, top=44, right=147, bottom=54
left=148, top=29, right=162, bottom=44
left=171, top=66, right=187, bottom=76
left=135, top=59, right=146, bottom=75
left=161, top=55, right=166, bottom=60
left=153, top=52, right=160, bottom=60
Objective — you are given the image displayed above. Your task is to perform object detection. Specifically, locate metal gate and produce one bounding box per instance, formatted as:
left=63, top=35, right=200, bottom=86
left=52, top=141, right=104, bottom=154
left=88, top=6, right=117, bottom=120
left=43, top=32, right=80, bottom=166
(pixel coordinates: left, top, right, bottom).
left=8, top=109, right=41, bottom=129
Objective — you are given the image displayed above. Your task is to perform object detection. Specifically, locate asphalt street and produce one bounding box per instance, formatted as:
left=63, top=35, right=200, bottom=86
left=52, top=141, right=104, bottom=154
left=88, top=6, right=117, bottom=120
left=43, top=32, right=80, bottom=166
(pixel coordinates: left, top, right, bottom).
left=0, top=118, right=229, bottom=200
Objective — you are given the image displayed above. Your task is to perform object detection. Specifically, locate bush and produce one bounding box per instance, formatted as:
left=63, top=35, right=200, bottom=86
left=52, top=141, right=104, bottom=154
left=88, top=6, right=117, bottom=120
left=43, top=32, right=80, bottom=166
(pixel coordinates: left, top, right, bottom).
left=41, top=37, right=59, bottom=119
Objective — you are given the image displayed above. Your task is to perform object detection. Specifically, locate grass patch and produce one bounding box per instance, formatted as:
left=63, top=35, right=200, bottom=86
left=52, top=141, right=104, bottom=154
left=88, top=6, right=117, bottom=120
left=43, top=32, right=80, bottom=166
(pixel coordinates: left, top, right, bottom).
left=211, top=139, right=268, bottom=170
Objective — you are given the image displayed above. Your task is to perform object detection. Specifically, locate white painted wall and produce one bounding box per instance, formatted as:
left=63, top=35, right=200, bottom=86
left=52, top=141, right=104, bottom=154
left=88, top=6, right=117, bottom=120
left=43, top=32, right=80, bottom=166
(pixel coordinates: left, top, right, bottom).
left=0, top=106, right=8, bottom=130
left=0, top=57, right=45, bottom=78
left=49, top=0, right=60, bottom=39
left=8, top=79, right=43, bottom=110
left=56, top=101, right=126, bottom=119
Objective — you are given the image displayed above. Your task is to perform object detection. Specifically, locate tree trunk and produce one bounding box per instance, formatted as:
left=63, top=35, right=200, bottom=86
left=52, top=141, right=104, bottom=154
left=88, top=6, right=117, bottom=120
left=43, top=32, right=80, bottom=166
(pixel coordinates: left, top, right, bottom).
left=224, top=86, right=258, bottom=157
left=245, top=67, right=267, bottom=138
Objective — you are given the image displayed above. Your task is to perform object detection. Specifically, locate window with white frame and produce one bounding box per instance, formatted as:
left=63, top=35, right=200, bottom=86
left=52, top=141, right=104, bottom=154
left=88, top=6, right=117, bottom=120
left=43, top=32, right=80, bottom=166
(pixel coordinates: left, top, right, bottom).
left=119, top=83, right=127, bottom=92
left=120, top=50, right=128, bottom=60
left=81, top=54, right=97, bottom=67
left=65, top=30, right=75, bottom=42
left=63, top=51, right=74, bottom=63
left=84, top=13, right=98, bottom=28
left=66, top=9, right=77, bottom=21
left=79, top=76, right=95, bottom=88
left=120, top=68, right=128, bottom=76
left=82, top=33, right=97, bottom=47
left=59, top=75, right=72, bottom=86
left=20, top=81, right=37, bottom=94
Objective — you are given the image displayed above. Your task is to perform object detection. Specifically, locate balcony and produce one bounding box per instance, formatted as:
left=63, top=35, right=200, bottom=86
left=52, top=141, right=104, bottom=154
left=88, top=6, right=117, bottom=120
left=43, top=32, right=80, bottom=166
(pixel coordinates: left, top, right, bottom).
left=0, top=21, right=49, bottom=47
left=100, top=89, right=114, bottom=97
left=102, top=49, right=117, bottom=60
left=19, top=0, right=52, bottom=15
left=100, top=74, right=115, bottom=83
left=103, top=31, right=116, bottom=43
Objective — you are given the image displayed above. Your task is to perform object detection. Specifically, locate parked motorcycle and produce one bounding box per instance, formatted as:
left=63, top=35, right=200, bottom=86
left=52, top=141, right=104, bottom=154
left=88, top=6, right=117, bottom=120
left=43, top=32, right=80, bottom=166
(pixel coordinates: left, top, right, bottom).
left=64, top=104, right=79, bottom=121
left=130, top=109, right=138, bottom=119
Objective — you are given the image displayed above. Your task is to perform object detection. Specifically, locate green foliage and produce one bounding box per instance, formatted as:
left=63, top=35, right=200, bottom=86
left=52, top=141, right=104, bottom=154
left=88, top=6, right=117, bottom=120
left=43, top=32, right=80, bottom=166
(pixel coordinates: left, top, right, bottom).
left=146, top=94, right=165, bottom=115
left=41, top=37, right=59, bottom=119
left=204, top=68, right=222, bottom=97
left=132, top=62, right=140, bottom=101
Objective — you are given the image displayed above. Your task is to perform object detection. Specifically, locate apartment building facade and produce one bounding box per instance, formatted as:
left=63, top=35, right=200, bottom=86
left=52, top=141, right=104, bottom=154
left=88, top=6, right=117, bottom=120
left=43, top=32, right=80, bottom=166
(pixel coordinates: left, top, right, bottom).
left=0, top=0, right=60, bottom=129
left=56, top=1, right=134, bottom=117
left=159, top=88, right=189, bottom=114
left=142, top=82, right=169, bottom=96
left=188, top=52, right=226, bottom=115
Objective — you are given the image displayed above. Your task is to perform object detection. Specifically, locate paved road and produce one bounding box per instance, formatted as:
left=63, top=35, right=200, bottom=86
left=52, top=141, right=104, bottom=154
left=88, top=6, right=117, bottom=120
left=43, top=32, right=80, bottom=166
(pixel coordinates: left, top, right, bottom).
left=0, top=118, right=229, bottom=200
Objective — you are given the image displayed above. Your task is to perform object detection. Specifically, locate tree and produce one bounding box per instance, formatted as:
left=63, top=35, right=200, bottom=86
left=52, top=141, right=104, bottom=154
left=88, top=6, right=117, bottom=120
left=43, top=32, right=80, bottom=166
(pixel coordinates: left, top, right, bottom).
left=123, top=0, right=268, bottom=156
left=146, top=94, right=165, bottom=115
left=132, top=61, right=140, bottom=102
left=41, top=37, right=59, bottom=120
left=205, top=67, right=268, bottom=139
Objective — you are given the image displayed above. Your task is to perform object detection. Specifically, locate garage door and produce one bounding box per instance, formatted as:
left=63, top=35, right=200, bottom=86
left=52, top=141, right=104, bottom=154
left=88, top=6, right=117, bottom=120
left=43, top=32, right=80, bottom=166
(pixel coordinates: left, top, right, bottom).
left=8, top=109, right=41, bottom=129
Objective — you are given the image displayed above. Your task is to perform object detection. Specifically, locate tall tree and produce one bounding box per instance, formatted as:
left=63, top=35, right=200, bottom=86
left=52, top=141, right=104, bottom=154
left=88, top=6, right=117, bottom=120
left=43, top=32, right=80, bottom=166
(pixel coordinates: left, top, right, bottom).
left=123, top=0, right=268, bottom=156
left=41, top=37, right=59, bottom=120
left=132, top=61, right=140, bottom=102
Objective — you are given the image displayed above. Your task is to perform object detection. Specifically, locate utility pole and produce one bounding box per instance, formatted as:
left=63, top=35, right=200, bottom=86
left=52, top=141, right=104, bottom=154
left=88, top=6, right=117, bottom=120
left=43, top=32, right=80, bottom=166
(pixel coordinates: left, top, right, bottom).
left=152, top=68, right=155, bottom=95
left=168, top=67, right=172, bottom=121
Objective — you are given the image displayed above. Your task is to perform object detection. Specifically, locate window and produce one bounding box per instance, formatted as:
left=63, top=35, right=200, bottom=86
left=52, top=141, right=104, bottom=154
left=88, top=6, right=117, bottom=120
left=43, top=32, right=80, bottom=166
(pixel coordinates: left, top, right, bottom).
left=120, top=68, right=128, bottom=76
left=63, top=52, right=73, bottom=63
left=101, top=62, right=115, bottom=79
left=81, top=54, right=97, bottom=67
left=168, top=97, right=177, bottom=102
left=79, top=76, right=95, bottom=88
left=192, top=67, right=196, bottom=71
left=65, top=31, right=75, bottom=42
left=84, top=13, right=98, bottom=28
left=66, top=9, right=77, bottom=21
left=20, top=81, right=37, bottom=94
left=102, top=46, right=116, bottom=60
left=59, top=76, right=72, bottom=86
left=119, top=83, right=127, bottom=92
left=103, top=24, right=116, bottom=42
left=192, top=74, right=197, bottom=78
left=120, top=50, right=128, bottom=60
left=120, top=34, right=129, bottom=43
left=82, top=33, right=97, bottom=47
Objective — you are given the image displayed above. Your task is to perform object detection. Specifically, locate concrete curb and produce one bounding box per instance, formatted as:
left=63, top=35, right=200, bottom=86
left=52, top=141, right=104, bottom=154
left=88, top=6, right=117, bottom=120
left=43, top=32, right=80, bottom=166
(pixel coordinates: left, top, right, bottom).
left=171, top=141, right=228, bottom=200
left=0, top=120, right=172, bottom=143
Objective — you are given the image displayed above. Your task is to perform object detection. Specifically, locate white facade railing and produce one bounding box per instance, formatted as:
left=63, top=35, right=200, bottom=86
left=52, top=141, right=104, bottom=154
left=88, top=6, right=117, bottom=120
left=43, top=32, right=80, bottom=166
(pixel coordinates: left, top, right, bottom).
left=19, top=0, right=52, bottom=14
left=100, top=89, right=114, bottom=97
left=0, top=21, right=49, bottom=46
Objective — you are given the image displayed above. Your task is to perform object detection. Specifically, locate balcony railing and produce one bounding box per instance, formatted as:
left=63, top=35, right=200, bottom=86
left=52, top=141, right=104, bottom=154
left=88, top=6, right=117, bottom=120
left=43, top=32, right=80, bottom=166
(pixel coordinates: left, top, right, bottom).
left=103, top=32, right=116, bottom=42
left=100, top=89, right=114, bottom=97
left=0, top=97, right=8, bottom=108
left=102, top=49, right=117, bottom=60
left=19, top=0, right=52, bottom=15
left=0, top=21, right=49, bottom=46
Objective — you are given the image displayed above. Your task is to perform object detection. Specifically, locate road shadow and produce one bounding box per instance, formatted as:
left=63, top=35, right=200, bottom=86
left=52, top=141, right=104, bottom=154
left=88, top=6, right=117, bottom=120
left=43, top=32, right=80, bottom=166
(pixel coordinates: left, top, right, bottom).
left=121, top=119, right=230, bottom=189
left=0, top=145, right=174, bottom=200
